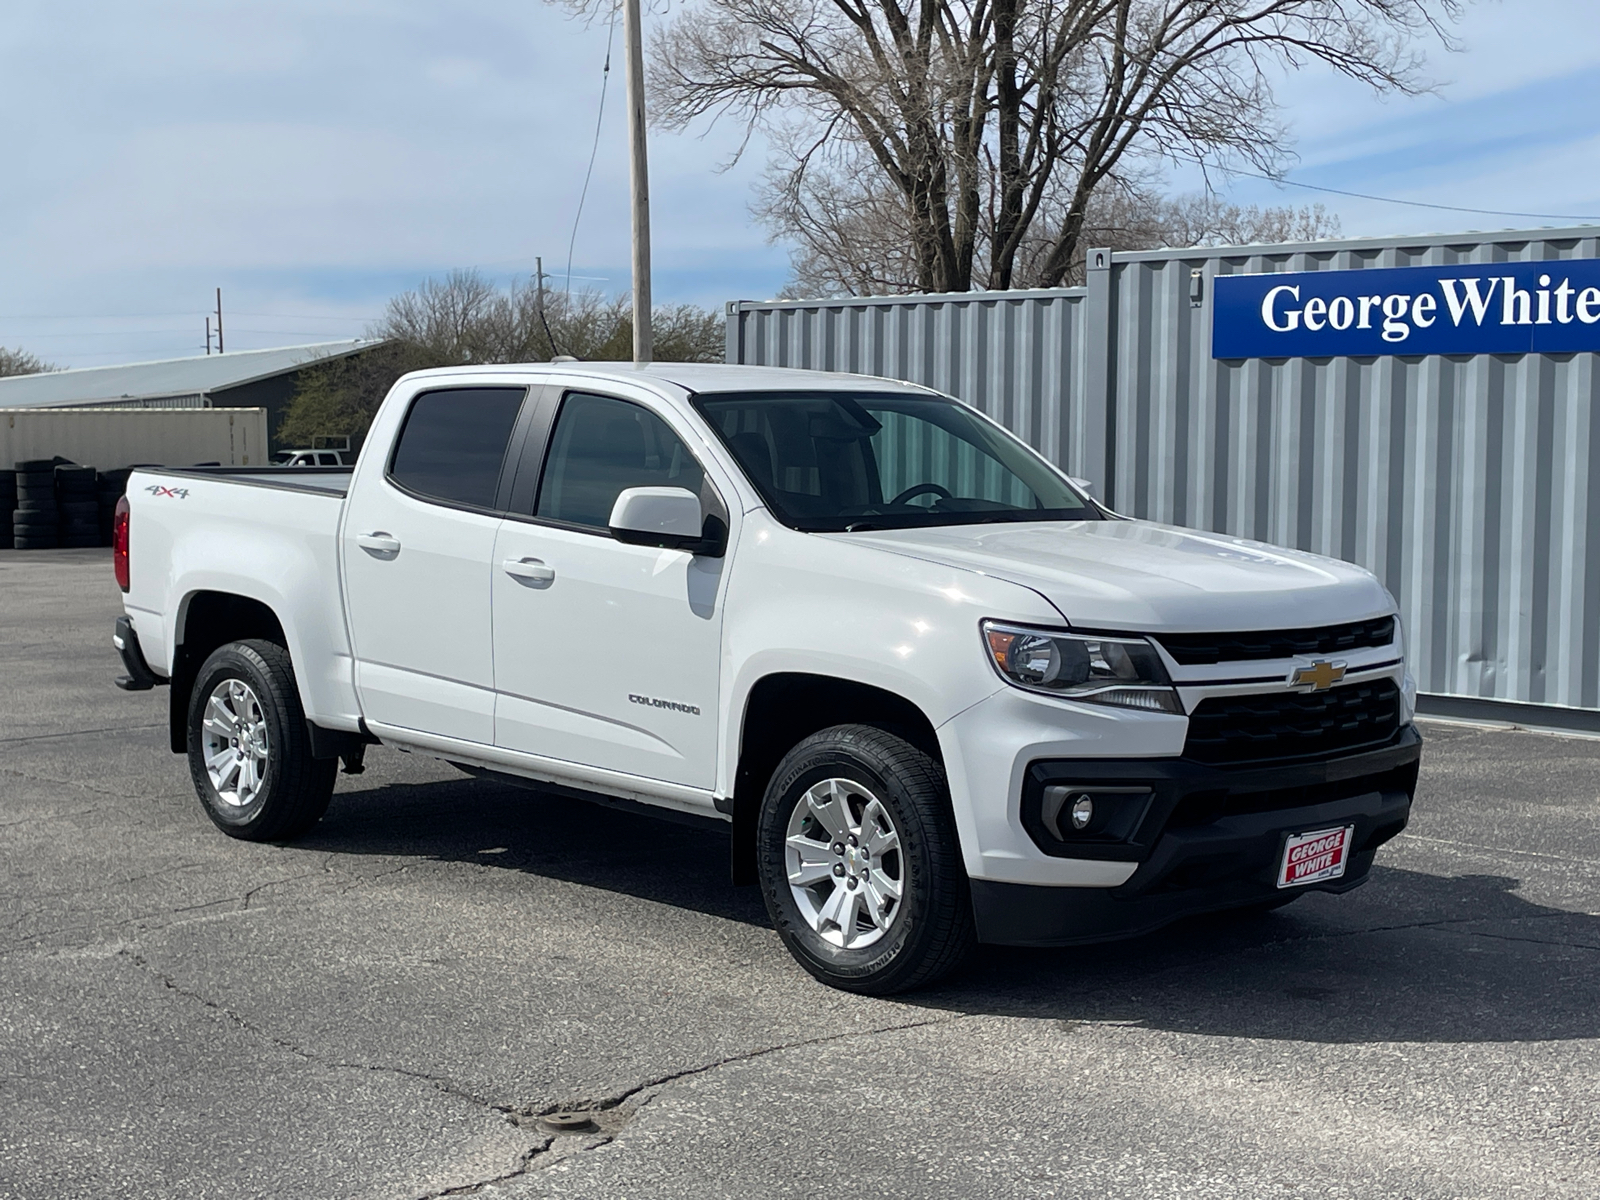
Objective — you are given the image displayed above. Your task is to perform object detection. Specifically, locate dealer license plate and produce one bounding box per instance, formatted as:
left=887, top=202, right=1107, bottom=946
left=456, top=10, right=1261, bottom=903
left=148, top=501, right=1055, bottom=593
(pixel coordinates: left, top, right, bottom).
left=1277, top=825, right=1355, bottom=889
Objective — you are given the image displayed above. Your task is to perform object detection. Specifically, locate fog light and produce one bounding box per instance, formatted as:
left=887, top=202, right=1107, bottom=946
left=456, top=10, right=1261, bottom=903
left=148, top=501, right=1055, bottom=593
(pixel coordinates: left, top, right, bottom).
left=1070, top=795, right=1094, bottom=830
left=1038, top=784, right=1155, bottom=843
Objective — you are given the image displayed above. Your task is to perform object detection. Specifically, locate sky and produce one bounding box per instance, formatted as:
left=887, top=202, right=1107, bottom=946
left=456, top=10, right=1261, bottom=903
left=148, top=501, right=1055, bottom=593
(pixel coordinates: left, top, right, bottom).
left=3, top=0, right=1600, bottom=368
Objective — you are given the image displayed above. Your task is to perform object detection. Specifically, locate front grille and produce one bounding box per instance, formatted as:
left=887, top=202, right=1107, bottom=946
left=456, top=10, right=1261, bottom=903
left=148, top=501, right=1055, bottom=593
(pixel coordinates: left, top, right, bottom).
left=1183, top=679, right=1401, bottom=764
left=1156, top=616, right=1395, bottom=666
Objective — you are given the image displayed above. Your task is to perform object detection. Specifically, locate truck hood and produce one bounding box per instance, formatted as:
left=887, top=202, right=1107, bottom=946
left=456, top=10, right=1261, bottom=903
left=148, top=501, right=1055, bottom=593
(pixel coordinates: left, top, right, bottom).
left=832, top=520, right=1392, bottom=632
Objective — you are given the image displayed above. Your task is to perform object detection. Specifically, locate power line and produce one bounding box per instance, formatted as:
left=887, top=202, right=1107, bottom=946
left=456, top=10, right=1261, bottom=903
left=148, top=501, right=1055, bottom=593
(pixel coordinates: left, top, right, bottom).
left=566, top=1, right=619, bottom=297
left=0, top=311, right=378, bottom=322
left=1235, top=169, right=1600, bottom=224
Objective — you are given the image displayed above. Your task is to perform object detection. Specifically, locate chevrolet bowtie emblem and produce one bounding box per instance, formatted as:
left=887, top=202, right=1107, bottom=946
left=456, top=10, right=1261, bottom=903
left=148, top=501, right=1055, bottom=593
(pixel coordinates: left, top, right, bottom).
left=1290, top=660, right=1347, bottom=691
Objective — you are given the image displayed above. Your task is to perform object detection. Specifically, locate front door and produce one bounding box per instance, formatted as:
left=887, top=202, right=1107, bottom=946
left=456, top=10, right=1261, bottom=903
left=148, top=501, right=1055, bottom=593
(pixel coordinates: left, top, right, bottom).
left=491, top=390, right=726, bottom=790
left=342, top=385, right=527, bottom=744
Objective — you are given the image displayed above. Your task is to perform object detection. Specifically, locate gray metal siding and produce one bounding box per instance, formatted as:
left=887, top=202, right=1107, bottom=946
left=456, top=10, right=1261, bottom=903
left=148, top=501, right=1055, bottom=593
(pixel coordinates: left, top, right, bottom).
left=727, top=225, right=1600, bottom=715
left=1110, top=232, right=1600, bottom=712
left=727, top=290, right=1097, bottom=480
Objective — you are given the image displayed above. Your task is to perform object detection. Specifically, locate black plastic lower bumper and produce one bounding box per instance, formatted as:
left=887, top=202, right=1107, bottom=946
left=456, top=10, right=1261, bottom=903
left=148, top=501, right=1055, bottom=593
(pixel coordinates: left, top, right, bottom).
left=971, top=729, right=1421, bottom=947
left=112, top=615, right=164, bottom=692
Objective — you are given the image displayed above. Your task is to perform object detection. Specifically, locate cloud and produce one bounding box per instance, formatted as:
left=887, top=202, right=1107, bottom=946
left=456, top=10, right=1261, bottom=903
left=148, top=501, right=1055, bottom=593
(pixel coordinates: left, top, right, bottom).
left=0, top=0, right=785, bottom=363
left=5, top=1, right=1599, bottom=365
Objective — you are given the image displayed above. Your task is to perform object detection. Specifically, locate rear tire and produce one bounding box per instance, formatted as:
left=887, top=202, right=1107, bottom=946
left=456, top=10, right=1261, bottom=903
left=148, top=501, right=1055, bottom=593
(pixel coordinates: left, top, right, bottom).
left=757, top=724, right=974, bottom=995
left=186, top=639, right=335, bottom=841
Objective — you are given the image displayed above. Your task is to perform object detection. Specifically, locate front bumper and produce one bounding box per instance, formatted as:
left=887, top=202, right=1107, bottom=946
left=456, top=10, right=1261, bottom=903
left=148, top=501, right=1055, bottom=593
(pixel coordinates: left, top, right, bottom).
left=970, top=725, right=1421, bottom=946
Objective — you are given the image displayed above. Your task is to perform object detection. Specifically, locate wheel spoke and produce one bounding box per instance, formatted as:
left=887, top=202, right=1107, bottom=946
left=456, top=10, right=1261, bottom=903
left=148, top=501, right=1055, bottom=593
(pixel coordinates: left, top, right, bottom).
left=806, top=787, right=852, bottom=843
left=863, top=874, right=899, bottom=926
left=206, top=695, right=235, bottom=732
left=204, top=745, right=234, bottom=774
left=785, top=835, right=835, bottom=886
left=836, top=888, right=868, bottom=947
left=862, top=800, right=898, bottom=857
left=866, top=868, right=902, bottom=901
left=816, top=882, right=851, bottom=934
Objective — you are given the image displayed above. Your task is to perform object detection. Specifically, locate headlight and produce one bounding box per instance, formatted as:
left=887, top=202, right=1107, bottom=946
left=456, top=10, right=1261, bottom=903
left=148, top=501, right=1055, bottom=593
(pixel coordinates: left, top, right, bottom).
left=981, top=621, right=1181, bottom=714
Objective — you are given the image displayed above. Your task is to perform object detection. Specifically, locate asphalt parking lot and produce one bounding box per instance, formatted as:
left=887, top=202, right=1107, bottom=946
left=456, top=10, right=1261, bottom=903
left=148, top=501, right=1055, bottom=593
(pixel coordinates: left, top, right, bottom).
left=2, top=549, right=1598, bottom=1199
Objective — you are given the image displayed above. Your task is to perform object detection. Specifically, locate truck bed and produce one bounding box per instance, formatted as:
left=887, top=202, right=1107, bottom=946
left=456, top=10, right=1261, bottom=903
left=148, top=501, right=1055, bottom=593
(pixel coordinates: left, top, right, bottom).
left=137, top=465, right=352, bottom=497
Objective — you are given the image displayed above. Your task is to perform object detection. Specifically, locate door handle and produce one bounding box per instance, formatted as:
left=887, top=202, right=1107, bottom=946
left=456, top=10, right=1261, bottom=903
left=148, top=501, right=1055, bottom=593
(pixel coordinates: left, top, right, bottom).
left=356, top=532, right=401, bottom=556
left=502, top=557, right=556, bottom=586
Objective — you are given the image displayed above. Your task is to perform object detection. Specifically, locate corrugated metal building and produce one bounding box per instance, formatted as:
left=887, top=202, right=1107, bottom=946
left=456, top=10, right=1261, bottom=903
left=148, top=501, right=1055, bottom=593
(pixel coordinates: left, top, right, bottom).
left=726, top=226, right=1600, bottom=730
left=0, top=341, right=380, bottom=450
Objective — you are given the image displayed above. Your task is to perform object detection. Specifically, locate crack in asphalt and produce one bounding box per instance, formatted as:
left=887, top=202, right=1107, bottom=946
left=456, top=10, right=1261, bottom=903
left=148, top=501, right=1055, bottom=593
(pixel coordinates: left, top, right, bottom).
left=0, top=857, right=422, bottom=955
left=407, top=1016, right=969, bottom=1198
left=1401, top=833, right=1600, bottom=868
left=414, top=1138, right=554, bottom=1198
left=0, top=721, right=165, bottom=746
left=120, top=949, right=515, bottom=1113
left=0, top=762, right=168, bottom=803
left=0, top=860, right=213, bottom=906
left=1431, top=922, right=1600, bottom=953
left=582, top=1012, right=967, bottom=1114
left=122, top=941, right=965, bottom=1200
left=0, top=804, right=114, bottom=830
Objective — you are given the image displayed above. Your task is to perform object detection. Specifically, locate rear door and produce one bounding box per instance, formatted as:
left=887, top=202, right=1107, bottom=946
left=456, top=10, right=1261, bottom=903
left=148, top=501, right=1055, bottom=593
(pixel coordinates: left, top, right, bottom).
left=490, top=389, right=729, bottom=790
left=341, top=385, right=531, bottom=744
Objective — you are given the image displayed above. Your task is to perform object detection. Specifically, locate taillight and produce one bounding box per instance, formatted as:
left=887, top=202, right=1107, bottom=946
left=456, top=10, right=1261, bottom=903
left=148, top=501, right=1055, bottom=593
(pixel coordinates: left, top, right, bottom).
left=113, top=496, right=131, bottom=592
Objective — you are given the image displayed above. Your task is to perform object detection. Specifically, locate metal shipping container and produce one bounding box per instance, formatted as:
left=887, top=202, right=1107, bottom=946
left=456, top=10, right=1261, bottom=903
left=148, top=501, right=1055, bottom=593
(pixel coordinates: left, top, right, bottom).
left=1, top=406, right=269, bottom=471
left=726, top=227, right=1600, bottom=728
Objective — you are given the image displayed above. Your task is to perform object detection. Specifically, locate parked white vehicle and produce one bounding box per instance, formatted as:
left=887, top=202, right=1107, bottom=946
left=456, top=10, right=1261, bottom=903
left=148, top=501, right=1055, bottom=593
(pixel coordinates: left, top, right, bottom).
left=111, top=364, right=1421, bottom=992
left=273, top=448, right=347, bottom=467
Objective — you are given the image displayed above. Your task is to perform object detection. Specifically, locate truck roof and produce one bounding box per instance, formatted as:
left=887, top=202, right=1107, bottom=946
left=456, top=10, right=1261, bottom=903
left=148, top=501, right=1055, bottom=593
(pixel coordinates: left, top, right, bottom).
left=392, top=361, right=939, bottom=396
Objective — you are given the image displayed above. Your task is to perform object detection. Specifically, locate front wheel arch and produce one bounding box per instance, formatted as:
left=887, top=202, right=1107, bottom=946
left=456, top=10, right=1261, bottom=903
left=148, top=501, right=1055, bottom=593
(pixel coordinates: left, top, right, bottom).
left=727, top=673, right=946, bottom=886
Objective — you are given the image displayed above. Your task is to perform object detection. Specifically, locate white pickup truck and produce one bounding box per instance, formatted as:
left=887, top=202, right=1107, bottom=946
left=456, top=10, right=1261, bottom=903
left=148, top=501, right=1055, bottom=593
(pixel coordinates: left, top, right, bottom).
left=111, top=363, right=1420, bottom=993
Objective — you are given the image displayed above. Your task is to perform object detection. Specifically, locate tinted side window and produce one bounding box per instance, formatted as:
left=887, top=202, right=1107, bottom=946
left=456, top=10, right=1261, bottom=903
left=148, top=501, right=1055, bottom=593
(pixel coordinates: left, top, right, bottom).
left=389, top=387, right=526, bottom=509
left=536, top=392, right=704, bottom=531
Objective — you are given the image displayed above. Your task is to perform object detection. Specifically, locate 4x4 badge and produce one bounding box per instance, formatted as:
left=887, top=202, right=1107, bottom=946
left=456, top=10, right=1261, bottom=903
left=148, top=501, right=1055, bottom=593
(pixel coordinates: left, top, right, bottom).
left=1290, top=660, right=1346, bottom=691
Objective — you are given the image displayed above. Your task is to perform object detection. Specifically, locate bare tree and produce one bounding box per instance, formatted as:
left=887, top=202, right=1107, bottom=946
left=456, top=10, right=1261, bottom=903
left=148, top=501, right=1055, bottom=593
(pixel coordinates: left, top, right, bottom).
left=772, top=156, right=1343, bottom=296
left=0, top=347, right=57, bottom=377
left=277, top=270, right=724, bottom=446
left=654, top=0, right=1457, bottom=294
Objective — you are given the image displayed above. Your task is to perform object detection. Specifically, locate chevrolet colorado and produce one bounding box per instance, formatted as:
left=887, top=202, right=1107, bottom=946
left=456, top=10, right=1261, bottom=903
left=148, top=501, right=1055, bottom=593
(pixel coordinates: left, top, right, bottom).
left=111, top=363, right=1420, bottom=992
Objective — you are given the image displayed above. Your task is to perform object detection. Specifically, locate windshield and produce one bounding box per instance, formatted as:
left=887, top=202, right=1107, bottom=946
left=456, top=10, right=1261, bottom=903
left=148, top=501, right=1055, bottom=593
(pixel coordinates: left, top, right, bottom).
left=693, top=390, right=1100, bottom=532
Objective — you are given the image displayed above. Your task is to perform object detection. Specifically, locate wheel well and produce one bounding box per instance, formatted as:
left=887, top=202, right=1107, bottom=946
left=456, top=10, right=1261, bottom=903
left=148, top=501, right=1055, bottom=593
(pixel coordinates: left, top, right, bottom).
left=168, top=592, right=287, bottom=754
left=727, top=673, right=942, bottom=885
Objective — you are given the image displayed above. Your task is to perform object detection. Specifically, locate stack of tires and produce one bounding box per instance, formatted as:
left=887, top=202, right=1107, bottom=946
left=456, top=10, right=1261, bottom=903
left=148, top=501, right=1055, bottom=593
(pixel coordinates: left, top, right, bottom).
left=96, top=468, right=133, bottom=546
left=0, top=470, right=15, bottom=549
left=13, top=459, right=60, bottom=550
left=56, top=465, right=101, bottom=547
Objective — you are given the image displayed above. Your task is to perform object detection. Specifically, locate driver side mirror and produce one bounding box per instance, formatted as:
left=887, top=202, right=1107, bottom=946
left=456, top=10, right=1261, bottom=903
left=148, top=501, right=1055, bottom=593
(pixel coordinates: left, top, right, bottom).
left=609, top=487, right=726, bottom=557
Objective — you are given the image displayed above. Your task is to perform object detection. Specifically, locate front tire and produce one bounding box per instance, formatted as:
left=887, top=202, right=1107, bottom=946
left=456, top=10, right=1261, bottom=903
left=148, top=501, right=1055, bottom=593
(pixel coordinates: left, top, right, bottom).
left=186, top=640, right=336, bottom=841
left=757, top=725, right=974, bottom=994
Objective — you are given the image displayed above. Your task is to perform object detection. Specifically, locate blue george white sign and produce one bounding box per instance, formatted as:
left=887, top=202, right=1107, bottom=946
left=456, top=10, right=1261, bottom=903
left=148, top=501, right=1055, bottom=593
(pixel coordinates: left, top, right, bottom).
left=1212, top=261, right=1600, bottom=359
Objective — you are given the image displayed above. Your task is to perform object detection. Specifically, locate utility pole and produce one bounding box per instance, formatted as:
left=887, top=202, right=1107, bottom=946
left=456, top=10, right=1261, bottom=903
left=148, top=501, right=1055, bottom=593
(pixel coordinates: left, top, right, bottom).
left=215, top=287, right=225, bottom=354
left=622, top=0, right=652, bottom=365
left=205, top=317, right=213, bottom=355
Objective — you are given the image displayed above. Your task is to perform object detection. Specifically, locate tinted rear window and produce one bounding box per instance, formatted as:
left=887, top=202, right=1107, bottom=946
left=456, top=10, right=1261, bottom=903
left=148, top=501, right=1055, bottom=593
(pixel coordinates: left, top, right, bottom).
left=388, top=387, right=526, bottom=509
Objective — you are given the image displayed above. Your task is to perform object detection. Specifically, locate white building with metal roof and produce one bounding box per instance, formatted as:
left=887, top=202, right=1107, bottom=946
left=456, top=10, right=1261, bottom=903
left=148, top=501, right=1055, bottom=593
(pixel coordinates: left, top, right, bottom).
left=0, top=341, right=379, bottom=412
left=0, top=340, right=383, bottom=454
